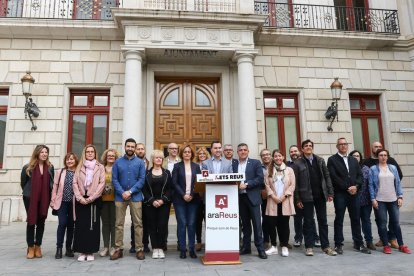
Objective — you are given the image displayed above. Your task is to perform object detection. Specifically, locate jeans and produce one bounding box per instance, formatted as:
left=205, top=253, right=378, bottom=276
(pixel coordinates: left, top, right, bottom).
left=174, top=200, right=200, bottom=251
left=303, top=200, right=329, bottom=249
left=360, top=204, right=373, bottom=243
left=376, top=201, right=404, bottom=246
left=56, top=201, right=74, bottom=249
left=101, top=201, right=116, bottom=248
left=333, top=192, right=363, bottom=247
left=23, top=196, right=46, bottom=247
left=294, top=203, right=319, bottom=242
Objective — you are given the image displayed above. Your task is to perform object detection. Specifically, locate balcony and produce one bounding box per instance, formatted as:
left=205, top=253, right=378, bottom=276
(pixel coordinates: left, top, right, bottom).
left=254, top=1, right=400, bottom=34
left=0, top=0, right=245, bottom=20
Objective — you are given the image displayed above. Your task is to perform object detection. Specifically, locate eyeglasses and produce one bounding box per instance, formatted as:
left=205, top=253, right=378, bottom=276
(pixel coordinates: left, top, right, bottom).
left=169, top=148, right=178, bottom=150
left=338, top=143, right=348, bottom=146
left=261, top=153, right=271, bottom=157
left=107, top=155, right=116, bottom=158
left=224, top=149, right=233, bottom=152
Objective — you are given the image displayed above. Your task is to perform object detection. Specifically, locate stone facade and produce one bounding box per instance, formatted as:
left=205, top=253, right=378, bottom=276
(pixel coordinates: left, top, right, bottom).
left=0, top=0, right=413, bottom=221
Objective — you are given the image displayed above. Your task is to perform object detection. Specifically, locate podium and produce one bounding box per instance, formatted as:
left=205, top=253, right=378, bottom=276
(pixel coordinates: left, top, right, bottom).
left=196, top=172, right=245, bottom=265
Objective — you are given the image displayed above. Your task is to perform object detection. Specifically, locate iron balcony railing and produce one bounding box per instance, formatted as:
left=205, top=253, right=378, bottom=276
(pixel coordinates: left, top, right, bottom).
left=0, top=0, right=238, bottom=20
left=0, top=0, right=120, bottom=20
left=255, top=1, right=400, bottom=34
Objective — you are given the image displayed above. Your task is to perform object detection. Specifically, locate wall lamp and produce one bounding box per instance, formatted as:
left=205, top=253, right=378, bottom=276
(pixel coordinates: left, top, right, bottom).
left=325, top=77, right=343, bottom=132
left=21, top=72, right=40, bottom=131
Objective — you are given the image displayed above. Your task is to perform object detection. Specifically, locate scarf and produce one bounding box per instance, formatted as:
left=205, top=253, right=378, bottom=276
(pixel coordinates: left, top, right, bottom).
left=273, top=163, right=286, bottom=182
left=84, top=159, right=96, bottom=190
left=27, top=164, right=50, bottom=225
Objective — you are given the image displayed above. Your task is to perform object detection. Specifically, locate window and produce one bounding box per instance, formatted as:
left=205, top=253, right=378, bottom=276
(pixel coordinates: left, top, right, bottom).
left=350, top=95, right=383, bottom=159
left=334, top=0, right=369, bottom=31
left=264, top=94, right=301, bottom=157
left=0, top=90, right=8, bottom=168
left=68, top=91, right=110, bottom=158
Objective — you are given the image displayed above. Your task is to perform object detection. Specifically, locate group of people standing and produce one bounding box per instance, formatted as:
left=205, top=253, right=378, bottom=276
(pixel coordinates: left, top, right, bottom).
left=20, top=138, right=410, bottom=262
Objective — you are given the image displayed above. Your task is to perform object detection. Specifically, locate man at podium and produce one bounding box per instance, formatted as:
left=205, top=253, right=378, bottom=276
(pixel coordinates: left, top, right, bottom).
left=202, top=141, right=233, bottom=174
left=232, top=143, right=267, bottom=259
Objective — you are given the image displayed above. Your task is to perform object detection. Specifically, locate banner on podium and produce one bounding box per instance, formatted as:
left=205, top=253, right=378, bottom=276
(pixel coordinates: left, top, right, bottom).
left=203, top=183, right=241, bottom=264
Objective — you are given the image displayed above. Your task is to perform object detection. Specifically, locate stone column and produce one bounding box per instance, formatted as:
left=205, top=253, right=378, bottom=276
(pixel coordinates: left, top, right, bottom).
left=122, top=49, right=145, bottom=143
left=235, top=52, right=259, bottom=158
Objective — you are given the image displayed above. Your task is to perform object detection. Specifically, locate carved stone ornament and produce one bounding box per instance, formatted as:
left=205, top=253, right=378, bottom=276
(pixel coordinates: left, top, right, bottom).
left=207, top=30, right=219, bottom=42
left=139, top=27, right=151, bottom=39
left=162, top=28, right=175, bottom=40
left=184, top=29, right=197, bottom=40
left=230, top=31, right=241, bottom=42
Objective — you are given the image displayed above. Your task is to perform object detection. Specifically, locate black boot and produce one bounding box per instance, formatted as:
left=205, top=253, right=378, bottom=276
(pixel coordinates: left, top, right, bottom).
left=55, top=248, right=62, bottom=259
left=65, top=248, right=74, bottom=257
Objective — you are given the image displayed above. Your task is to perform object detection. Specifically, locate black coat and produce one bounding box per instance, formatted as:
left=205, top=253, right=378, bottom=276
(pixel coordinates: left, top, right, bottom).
left=142, top=168, right=172, bottom=206
left=171, top=161, right=201, bottom=204
left=327, top=153, right=363, bottom=194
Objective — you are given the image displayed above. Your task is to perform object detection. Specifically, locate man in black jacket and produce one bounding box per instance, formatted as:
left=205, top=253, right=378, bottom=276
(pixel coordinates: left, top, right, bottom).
left=293, top=140, right=336, bottom=257
left=327, top=138, right=370, bottom=254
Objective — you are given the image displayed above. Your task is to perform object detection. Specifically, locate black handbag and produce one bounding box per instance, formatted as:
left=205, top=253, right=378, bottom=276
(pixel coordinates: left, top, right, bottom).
left=51, top=169, right=65, bottom=216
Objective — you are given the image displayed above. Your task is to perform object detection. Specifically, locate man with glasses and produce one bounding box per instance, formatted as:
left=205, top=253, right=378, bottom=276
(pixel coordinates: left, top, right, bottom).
left=162, top=143, right=181, bottom=173
left=328, top=138, right=370, bottom=254
left=260, top=149, right=272, bottom=250
left=293, top=139, right=336, bottom=256
left=223, top=144, right=238, bottom=168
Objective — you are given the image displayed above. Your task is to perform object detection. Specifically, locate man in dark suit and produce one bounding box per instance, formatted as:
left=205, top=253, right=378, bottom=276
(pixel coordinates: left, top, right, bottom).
left=232, top=143, right=267, bottom=259
left=327, top=137, right=370, bottom=254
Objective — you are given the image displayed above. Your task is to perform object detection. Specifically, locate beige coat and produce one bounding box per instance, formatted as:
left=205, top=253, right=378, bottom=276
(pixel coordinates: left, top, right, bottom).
left=50, top=169, right=69, bottom=210
left=72, top=163, right=105, bottom=220
left=265, top=164, right=296, bottom=216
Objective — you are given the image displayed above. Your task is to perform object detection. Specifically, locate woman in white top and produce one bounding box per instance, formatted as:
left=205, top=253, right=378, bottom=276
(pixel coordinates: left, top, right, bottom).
left=368, top=148, right=411, bottom=254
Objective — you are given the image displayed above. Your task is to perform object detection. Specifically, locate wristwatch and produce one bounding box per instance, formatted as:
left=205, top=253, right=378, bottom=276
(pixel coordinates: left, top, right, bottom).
left=128, top=190, right=132, bottom=195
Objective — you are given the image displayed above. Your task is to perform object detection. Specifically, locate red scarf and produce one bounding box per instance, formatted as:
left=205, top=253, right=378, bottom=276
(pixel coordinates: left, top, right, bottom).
left=27, top=164, right=50, bottom=225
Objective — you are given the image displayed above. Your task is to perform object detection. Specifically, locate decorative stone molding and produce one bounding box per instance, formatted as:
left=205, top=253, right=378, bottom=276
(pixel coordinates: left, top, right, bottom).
left=124, top=26, right=255, bottom=51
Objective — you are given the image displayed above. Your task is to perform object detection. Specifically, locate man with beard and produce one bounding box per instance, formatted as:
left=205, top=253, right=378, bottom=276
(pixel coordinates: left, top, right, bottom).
left=129, top=143, right=151, bottom=253
left=110, top=138, right=146, bottom=260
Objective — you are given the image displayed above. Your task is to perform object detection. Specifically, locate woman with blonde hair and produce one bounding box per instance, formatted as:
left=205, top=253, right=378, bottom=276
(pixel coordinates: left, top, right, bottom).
left=50, top=152, right=79, bottom=259
left=143, top=150, right=172, bottom=259
left=194, top=147, right=210, bottom=251
left=21, top=145, right=54, bottom=259
left=264, top=149, right=295, bottom=257
left=72, top=144, right=105, bottom=261
left=99, top=148, right=120, bottom=257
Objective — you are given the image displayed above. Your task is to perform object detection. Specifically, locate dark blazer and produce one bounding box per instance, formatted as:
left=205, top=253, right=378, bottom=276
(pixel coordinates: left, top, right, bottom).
left=143, top=168, right=172, bottom=206
left=327, top=153, right=363, bottom=193
left=171, top=161, right=201, bottom=204
left=232, top=158, right=264, bottom=206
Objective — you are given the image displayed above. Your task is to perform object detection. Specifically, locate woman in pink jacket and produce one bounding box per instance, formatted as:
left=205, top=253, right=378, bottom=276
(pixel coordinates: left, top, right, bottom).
left=72, top=144, right=105, bottom=262
left=264, top=149, right=296, bottom=257
left=50, top=152, right=79, bottom=259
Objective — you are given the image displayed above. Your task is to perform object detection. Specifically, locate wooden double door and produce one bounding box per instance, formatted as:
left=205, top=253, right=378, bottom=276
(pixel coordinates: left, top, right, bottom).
left=154, top=77, right=221, bottom=155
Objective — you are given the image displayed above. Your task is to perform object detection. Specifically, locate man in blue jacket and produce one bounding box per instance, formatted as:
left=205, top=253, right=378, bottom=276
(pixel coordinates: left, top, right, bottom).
left=233, top=143, right=267, bottom=259
left=110, top=138, right=146, bottom=260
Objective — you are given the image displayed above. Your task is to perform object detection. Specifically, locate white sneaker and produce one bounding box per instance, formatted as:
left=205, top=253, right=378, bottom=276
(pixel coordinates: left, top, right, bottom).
left=109, top=247, right=116, bottom=257
left=158, top=249, right=165, bottom=259
left=152, top=249, right=159, bottom=259
left=77, top=253, right=86, bottom=262
left=86, top=254, right=94, bottom=261
left=99, top=247, right=109, bottom=257
left=265, top=246, right=278, bottom=255
left=281, top=246, right=289, bottom=257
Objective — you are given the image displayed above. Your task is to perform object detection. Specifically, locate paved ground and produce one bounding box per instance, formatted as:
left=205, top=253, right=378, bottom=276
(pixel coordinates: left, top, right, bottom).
left=0, top=212, right=413, bottom=275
